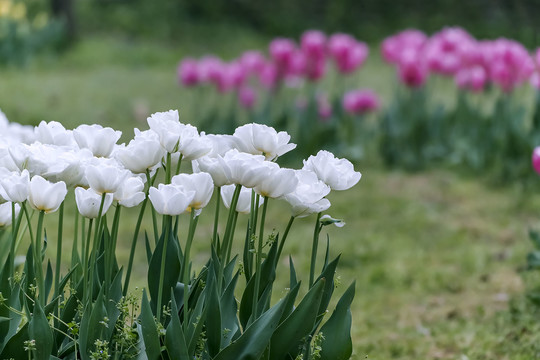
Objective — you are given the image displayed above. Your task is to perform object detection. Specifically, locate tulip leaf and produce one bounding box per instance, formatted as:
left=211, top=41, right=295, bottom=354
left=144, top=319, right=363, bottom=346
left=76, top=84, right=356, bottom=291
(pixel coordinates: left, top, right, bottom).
left=205, top=273, right=222, bottom=357
left=79, top=285, right=107, bottom=360
left=239, top=239, right=278, bottom=328
left=187, top=287, right=208, bottom=355
left=242, top=223, right=253, bottom=282
left=165, top=291, right=190, bottom=360
left=45, top=260, right=53, bottom=300
left=29, top=301, right=53, bottom=360
left=289, top=256, right=297, bottom=289
left=530, top=229, right=540, bottom=250
left=278, top=281, right=301, bottom=324
left=145, top=231, right=152, bottom=265
left=314, top=255, right=341, bottom=326
left=148, top=227, right=180, bottom=314
left=0, top=322, right=29, bottom=358
left=104, top=269, right=124, bottom=340
left=269, top=278, right=325, bottom=360
left=319, top=281, right=355, bottom=360
left=213, top=293, right=288, bottom=360
left=140, top=290, right=162, bottom=360
left=220, top=271, right=240, bottom=347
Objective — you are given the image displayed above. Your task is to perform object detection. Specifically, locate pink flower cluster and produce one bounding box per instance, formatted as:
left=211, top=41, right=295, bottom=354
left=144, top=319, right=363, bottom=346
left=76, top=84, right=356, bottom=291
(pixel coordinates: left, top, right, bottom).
left=382, top=27, right=537, bottom=93
left=177, top=30, right=370, bottom=110
left=342, top=90, right=380, bottom=115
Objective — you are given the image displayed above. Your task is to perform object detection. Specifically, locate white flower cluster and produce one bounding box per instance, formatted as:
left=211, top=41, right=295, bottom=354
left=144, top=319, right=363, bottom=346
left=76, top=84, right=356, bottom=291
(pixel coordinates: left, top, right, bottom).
left=0, top=109, right=361, bottom=224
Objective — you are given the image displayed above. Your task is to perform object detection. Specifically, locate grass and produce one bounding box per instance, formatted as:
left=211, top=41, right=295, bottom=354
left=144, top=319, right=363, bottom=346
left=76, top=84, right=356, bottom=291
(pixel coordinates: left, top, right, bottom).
left=2, top=33, right=540, bottom=359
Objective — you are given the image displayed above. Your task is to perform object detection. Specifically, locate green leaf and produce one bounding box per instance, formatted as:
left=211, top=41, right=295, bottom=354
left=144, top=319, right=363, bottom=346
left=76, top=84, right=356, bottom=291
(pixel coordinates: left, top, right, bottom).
left=205, top=275, right=222, bottom=357
left=319, top=281, right=355, bottom=360
left=148, top=227, right=180, bottom=314
left=278, top=282, right=300, bottom=324
left=289, top=256, right=297, bottom=289
left=213, top=293, right=288, bottom=360
left=79, top=285, right=107, bottom=360
left=29, top=301, right=53, bottom=360
left=0, top=322, right=29, bottom=358
left=165, top=291, right=190, bottom=360
left=140, top=290, right=162, bottom=360
left=270, top=279, right=325, bottom=360
left=220, top=272, right=240, bottom=347
left=45, top=260, right=53, bottom=300
left=314, top=255, right=341, bottom=326
left=239, top=239, right=278, bottom=328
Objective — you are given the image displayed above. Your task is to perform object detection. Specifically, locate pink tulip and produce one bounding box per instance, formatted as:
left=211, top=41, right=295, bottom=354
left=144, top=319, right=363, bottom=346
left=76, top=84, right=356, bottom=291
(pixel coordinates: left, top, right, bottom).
left=531, top=72, right=540, bottom=90
left=328, top=33, right=368, bottom=74
left=301, top=30, right=326, bottom=60
left=238, top=86, right=257, bottom=109
left=342, top=89, right=380, bottom=115
left=533, top=147, right=540, bottom=175
left=240, top=50, right=267, bottom=75
left=424, top=27, right=475, bottom=76
left=381, top=29, right=427, bottom=64
left=487, top=38, right=534, bottom=92
left=397, top=49, right=429, bottom=88
left=177, top=58, right=199, bottom=87
left=269, top=38, right=296, bottom=75
left=259, top=62, right=279, bottom=90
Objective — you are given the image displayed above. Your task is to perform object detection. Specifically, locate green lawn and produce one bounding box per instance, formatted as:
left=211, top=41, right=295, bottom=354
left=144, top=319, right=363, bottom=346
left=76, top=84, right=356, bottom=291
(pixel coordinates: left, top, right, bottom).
left=2, top=35, right=540, bottom=359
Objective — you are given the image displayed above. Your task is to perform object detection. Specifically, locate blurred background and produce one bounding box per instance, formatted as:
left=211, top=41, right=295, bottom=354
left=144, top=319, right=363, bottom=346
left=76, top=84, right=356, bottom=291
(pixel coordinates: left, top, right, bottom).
left=4, top=1, right=540, bottom=359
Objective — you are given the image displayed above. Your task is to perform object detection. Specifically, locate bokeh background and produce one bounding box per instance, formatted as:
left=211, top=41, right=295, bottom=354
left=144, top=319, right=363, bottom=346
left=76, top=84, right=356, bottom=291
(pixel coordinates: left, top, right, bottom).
left=3, top=1, right=540, bottom=359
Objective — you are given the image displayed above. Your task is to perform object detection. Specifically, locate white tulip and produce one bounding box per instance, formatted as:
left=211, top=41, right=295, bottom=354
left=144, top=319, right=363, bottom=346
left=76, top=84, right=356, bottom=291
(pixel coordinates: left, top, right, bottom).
left=114, top=137, right=165, bottom=173
left=0, top=202, right=20, bottom=226
left=147, top=110, right=199, bottom=153
left=114, top=176, right=145, bottom=207
left=222, top=149, right=272, bottom=188
left=0, top=169, right=29, bottom=203
left=28, top=176, right=67, bottom=213
left=75, top=187, right=113, bottom=219
left=148, top=184, right=195, bottom=216
left=283, top=170, right=331, bottom=218
left=221, top=184, right=264, bottom=214
left=302, top=150, right=361, bottom=190
left=192, top=155, right=232, bottom=187
left=254, top=163, right=298, bottom=198
left=85, top=164, right=130, bottom=194
left=203, top=134, right=236, bottom=156
left=34, top=121, right=76, bottom=147
left=73, top=124, right=122, bottom=157
left=233, top=123, right=296, bottom=161
left=177, top=134, right=213, bottom=161
left=171, top=172, right=214, bottom=216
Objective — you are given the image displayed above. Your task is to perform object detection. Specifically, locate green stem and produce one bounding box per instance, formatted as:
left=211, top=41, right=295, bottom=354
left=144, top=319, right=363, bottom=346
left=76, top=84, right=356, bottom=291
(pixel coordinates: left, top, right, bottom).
left=82, top=218, right=93, bottom=304
left=212, top=187, right=221, bottom=249
left=21, top=202, right=34, bottom=246
left=308, top=213, right=322, bottom=288
left=225, top=211, right=239, bottom=264
left=9, top=202, right=23, bottom=282
left=182, top=213, right=199, bottom=332
left=87, top=193, right=107, bottom=304
left=252, top=197, right=268, bottom=318
left=54, top=202, right=64, bottom=299
left=217, top=184, right=241, bottom=291
left=35, top=210, right=45, bottom=306
left=156, top=215, right=171, bottom=322
left=105, top=205, right=121, bottom=293
left=276, top=216, right=295, bottom=263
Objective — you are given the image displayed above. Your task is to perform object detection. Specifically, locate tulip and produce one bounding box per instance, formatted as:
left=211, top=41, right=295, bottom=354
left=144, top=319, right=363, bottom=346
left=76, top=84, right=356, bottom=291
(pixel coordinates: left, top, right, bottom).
left=254, top=163, right=298, bottom=198
left=115, top=137, right=165, bottom=173
left=342, top=89, right=380, bottom=115
left=28, top=176, right=67, bottom=213
left=238, top=86, right=257, bottom=110
left=193, top=155, right=232, bottom=187
left=171, top=173, right=214, bottom=216
left=0, top=169, right=29, bottom=203
left=34, top=121, right=76, bottom=147
left=85, top=164, right=131, bottom=194
left=222, top=150, right=272, bottom=188
left=283, top=170, right=331, bottom=218
left=233, top=123, right=296, bottom=161
left=75, top=187, right=114, bottom=219
left=303, top=150, right=361, bottom=191
left=221, top=184, right=263, bottom=214
left=0, top=201, right=19, bottom=226
left=301, top=30, right=326, bottom=60
left=239, top=50, right=266, bottom=75
left=114, top=176, right=145, bottom=208
left=533, top=147, right=540, bottom=175
left=148, top=184, right=195, bottom=216
left=147, top=110, right=200, bottom=154
left=177, top=133, right=213, bottom=161
left=177, top=58, right=200, bottom=87
left=73, top=124, right=122, bottom=157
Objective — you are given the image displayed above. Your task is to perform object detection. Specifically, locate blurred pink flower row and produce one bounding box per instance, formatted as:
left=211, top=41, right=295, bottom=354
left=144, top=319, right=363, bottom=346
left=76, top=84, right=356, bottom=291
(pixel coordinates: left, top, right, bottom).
left=177, top=30, right=378, bottom=117
left=383, top=27, right=539, bottom=93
